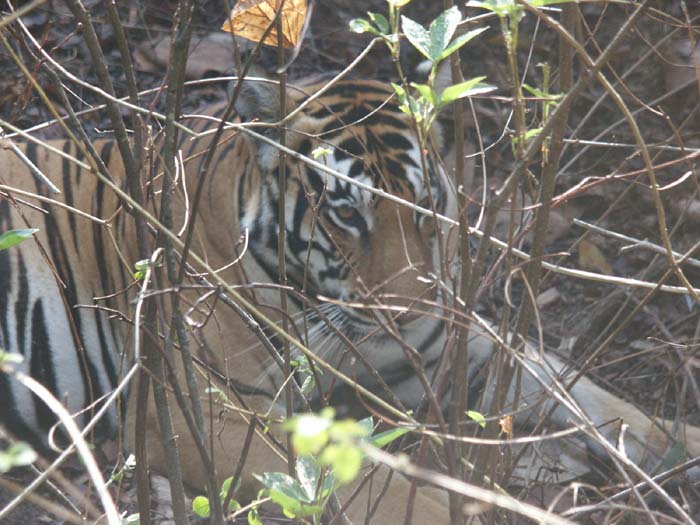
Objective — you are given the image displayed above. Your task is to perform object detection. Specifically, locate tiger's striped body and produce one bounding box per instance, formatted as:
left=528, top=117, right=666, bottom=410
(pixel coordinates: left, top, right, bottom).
left=1, top=78, right=699, bottom=523
left=0, top=139, right=129, bottom=442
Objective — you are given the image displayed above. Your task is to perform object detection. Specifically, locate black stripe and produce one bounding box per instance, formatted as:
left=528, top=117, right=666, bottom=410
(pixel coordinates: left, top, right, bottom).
left=380, top=132, right=413, bottom=151
left=93, top=308, right=118, bottom=434
left=36, top=164, right=106, bottom=426
left=415, top=319, right=445, bottom=356
left=30, top=299, right=58, bottom=432
left=14, top=252, right=29, bottom=355
left=0, top=200, right=12, bottom=353
left=62, top=141, right=79, bottom=252
left=0, top=373, right=45, bottom=451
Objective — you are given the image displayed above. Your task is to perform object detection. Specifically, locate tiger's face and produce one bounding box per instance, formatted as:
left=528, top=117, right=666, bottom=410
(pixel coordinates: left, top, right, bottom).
left=237, top=79, right=456, bottom=403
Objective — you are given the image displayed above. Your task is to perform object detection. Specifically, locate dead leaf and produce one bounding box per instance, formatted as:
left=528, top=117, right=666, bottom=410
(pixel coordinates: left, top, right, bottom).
left=499, top=415, right=514, bottom=439
left=578, top=239, right=613, bottom=275
left=221, top=0, right=307, bottom=49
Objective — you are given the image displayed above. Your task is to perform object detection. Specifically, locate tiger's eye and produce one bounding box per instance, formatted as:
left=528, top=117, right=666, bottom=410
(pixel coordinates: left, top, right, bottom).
left=336, top=205, right=357, bottom=221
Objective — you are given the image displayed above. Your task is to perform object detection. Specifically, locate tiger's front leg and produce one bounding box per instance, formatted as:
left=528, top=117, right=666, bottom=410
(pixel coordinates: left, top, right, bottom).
left=126, top=378, right=453, bottom=524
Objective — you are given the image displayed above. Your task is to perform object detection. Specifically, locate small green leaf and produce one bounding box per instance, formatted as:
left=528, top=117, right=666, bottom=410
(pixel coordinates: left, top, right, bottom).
left=122, top=514, right=140, bottom=525
left=401, top=16, right=431, bottom=60
left=438, top=27, right=488, bottom=61
left=349, top=18, right=379, bottom=35
left=411, top=83, right=438, bottom=106
left=439, top=77, right=495, bottom=106
left=357, top=416, right=374, bottom=434
left=133, top=259, right=150, bottom=281
left=0, top=228, right=38, bottom=251
left=256, top=472, right=313, bottom=503
left=465, top=0, right=518, bottom=17
left=427, top=6, right=462, bottom=61
left=220, top=476, right=241, bottom=504
left=0, top=442, right=37, bottom=473
left=392, top=82, right=407, bottom=104
left=523, top=127, right=543, bottom=140
left=295, top=455, right=323, bottom=500
left=0, top=350, right=23, bottom=366
left=522, top=84, right=563, bottom=100
left=328, top=419, right=371, bottom=442
left=311, top=146, right=333, bottom=159
left=367, top=426, right=412, bottom=448
left=529, top=0, right=577, bottom=6
left=467, top=410, right=487, bottom=428
left=248, top=509, right=263, bottom=525
left=286, top=412, right=333, bottom=455
left=321, top=444, right=363, bottom=484
left=367, top=12, right=390, bottom=34
left=192, top=495, right=211, bottom=518
left=256, top=472, right=322, bottom=518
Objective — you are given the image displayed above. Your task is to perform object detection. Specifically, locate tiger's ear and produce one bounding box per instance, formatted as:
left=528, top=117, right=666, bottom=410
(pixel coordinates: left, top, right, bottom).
left=234, top=76, right=286, bottom=125
left=233, top=75, right=306, bottom=171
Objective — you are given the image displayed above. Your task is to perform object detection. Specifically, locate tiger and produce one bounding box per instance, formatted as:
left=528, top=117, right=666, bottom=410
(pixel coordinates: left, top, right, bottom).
left=1, top=76, right=699, bottom=524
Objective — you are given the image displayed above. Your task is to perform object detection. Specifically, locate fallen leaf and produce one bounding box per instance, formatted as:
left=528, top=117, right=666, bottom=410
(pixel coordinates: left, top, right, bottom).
left=499, top=415, right=514, bottom=439
left=221, top=0, right=307, bottom=49
left=578, top=239, right=613, bottom=275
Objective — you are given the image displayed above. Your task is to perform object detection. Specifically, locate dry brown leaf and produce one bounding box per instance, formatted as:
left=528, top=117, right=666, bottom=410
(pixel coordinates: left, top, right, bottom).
left=499, top=415, right=514, bottom=439
left=578, top=239, right=613, bottom=276
left=221, top=0, right=307, bottom=49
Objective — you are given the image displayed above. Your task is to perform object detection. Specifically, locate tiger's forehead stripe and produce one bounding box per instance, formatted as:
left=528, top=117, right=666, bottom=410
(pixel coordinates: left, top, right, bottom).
left=300, top=83, right=425, bottom=198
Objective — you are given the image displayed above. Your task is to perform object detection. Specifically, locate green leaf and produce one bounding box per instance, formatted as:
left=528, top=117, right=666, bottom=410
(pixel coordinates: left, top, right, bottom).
left=522, top=83, right=563, bottom=100
left=367, top=426, right=412, bottom=448
left=192, top=495, right=211, bottom=518
left=295, top=455, right=323, bottom=501
left=321, top=444, right=363, bottom=485
left=286, top=412, right=333, bottom=455
left=465, top=0, right=518, bottom=17
left=401, top=16, right=431, bottom=60
left=367, top=12, right=390, bottom=34
left=248, top=509, right=263, bottom=525
left=256, top=472, right=323, bottom=518
left=349, top=18, right=379, bottom=35
left=529, top=0, right=577, bottom=6
left=0, top=228, right=38, bottom=251
left=121, top=514, right=140, bottom=525
left=0, top=442, right=37, bottom=473
left=392, top=82, right=407, bottom=105
left=256, top=472, right=313, bottom=503
left=220, top=476, right=241, bottom=505
left=311, top=146, right=333, bottom=159
left=411, top=83, right=438, bottom=106
left=467, top=410, right=487, bottom=428
left=133, top=258, right=150, bottom=281
left=439, top=77, right=495, bottom=106
left=438, top=26, right=488, bottom=61
left=0, top=350, right=23, bottom=366
left=328, top=419, right=371, bottom=442
left=523, top=127, right=543, bottom=141
left=427, top=6, right=462, bottom=61
left=357, top=416, right=374, bottom=434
